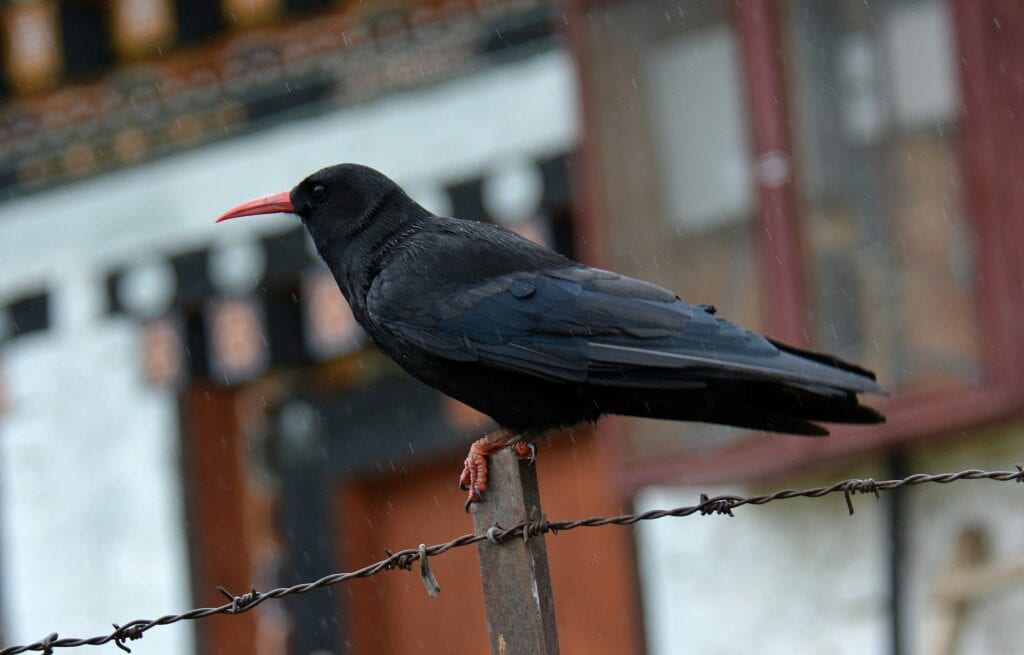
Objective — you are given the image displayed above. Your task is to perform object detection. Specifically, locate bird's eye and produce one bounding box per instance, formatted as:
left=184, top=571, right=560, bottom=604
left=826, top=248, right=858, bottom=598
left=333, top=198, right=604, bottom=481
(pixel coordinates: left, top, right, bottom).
left=311, top=184, right=326, bottom=200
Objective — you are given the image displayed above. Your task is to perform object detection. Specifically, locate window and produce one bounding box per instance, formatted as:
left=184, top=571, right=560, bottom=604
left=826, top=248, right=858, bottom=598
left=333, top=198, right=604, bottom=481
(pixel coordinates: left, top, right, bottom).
left=59, top=0, right=114, bottom=80
left=647, top=24, right=753, bottom=233
left=174, top=0, right=223, bottom=44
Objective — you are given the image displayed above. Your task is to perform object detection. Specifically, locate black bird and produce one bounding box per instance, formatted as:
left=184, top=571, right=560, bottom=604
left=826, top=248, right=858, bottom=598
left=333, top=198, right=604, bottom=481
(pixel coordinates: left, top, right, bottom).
left=217, top=164, right=884, bottom=508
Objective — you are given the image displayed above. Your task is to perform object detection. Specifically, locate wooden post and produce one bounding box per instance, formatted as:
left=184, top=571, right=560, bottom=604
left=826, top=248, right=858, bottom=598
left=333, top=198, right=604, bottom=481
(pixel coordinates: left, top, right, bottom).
left=471, top=447, right=560, bottom=654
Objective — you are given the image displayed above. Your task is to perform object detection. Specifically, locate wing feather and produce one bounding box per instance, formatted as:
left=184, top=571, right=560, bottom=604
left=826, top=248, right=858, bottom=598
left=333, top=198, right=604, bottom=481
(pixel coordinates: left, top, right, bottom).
left=369, top=265, right=883, bottom=396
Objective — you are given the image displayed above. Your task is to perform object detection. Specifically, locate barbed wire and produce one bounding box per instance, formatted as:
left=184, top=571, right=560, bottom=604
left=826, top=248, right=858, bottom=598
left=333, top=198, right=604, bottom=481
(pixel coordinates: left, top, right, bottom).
left=2, top=465, right=1021, bottom=654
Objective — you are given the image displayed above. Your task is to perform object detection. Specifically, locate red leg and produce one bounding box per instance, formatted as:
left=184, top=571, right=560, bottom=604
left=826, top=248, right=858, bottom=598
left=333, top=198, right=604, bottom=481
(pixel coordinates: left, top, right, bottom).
left=459, top=434, right=517, bottom=511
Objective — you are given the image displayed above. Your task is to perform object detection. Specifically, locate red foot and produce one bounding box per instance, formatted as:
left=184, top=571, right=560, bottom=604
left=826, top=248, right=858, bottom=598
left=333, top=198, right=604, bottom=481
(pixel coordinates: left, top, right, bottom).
left=459, top=438, right=538, bottom=511
left=459, top=437, right=507, bottom=511
left=512, top=441, right=536, bottom=463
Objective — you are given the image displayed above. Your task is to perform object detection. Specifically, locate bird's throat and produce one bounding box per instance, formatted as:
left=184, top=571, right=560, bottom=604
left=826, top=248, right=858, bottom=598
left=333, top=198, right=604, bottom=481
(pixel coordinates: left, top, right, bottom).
left=318, top=200, right=429, bottom=323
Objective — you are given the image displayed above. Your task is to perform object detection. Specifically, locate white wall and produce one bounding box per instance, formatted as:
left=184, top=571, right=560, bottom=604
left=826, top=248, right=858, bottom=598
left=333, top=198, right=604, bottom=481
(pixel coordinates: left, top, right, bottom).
left=0, top=316, right=190, bottom=652
left=0, top=49, right=577, bottom=651
left=635, top=464, right=889, bottom=655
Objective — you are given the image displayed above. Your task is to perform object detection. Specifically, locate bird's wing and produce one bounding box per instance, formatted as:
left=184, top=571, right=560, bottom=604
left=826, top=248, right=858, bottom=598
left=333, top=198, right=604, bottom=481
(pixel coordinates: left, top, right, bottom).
left=368, top=264, right=882, bottom=395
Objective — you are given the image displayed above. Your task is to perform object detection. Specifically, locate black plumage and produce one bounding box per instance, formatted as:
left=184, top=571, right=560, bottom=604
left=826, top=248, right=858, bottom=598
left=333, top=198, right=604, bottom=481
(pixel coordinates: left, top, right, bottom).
left=218, top=163, right=884, bottom=504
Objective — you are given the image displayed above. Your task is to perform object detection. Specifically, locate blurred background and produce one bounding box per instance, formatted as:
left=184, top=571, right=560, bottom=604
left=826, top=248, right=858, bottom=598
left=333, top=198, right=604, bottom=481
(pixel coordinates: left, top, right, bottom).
left=0, top=0, right=1021, bottom=653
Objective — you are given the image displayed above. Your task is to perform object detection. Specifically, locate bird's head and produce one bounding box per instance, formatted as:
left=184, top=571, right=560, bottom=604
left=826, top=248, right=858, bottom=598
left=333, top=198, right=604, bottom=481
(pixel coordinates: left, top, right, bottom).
left=216, top=163, right=414, bottom=256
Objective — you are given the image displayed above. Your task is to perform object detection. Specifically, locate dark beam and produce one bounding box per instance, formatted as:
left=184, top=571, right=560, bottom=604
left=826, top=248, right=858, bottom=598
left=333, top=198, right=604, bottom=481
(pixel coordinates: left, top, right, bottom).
left=733, top=0, right=809, bottom=345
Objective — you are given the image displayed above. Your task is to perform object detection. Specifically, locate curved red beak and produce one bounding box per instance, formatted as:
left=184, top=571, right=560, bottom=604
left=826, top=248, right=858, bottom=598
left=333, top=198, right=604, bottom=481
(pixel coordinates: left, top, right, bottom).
left=216, top=190, right=294, bottom=223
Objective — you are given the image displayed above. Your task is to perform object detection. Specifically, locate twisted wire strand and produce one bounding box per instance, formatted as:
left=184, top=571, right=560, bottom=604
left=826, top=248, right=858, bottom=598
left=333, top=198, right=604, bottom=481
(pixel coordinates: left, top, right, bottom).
left=3, top=465, right=1020, bottom=654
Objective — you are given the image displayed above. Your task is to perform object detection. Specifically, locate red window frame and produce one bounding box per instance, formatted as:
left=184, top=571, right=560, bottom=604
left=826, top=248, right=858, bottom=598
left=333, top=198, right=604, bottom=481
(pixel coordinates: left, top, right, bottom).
left=567, top=0, right=1024, bottom=489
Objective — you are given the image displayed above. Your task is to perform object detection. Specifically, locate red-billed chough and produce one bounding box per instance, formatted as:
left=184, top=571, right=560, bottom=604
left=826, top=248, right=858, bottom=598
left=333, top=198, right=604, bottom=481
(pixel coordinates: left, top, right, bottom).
left=218, top=163, right=884, bottom=508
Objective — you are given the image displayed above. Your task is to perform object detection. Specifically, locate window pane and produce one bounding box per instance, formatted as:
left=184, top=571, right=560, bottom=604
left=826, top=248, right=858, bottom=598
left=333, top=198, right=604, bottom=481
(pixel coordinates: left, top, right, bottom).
left=788, top=0, right=980, bottom=390
left=647, top=24, right=754, bottom=232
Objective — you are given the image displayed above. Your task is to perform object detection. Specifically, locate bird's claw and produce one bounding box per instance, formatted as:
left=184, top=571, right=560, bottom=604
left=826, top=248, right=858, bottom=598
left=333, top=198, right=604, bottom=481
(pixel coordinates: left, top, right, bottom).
left=460, top=437, right=504, bottom=512
left=459, top=437, right=534, bottom=511
left=463, top=488, right=484, bottom=512
left=513, top=441, right=537, bottom=464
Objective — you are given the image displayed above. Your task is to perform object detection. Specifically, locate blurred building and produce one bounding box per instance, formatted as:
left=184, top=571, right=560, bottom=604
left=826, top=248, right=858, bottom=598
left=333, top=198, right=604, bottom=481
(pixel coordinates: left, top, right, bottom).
left=0, top=1, right=1021, bottom=654
left=575, top=1, right=1024, bottom=654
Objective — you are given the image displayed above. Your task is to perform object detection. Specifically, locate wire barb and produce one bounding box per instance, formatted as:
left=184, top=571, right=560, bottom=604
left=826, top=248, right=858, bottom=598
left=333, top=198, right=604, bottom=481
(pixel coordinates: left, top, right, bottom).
left=217, top=585, right=261, bottom=614
left=841, top=478, right=880, bottom=515
left=110, top=624, right=143, bottom=653
left=522, top=515, right=550, bottom=544
left=698, top=493, right=737, bottom=516
left=382, top=547, right=416, bottom=571
left=2, top=465, right=1020, bottom=655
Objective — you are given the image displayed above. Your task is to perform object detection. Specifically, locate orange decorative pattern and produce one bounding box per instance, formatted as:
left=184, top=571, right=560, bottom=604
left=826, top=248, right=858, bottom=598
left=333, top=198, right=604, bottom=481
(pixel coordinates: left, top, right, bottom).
left=140, top=316, right=184, bottom=387
left=208, top=297, right=269, bottom=383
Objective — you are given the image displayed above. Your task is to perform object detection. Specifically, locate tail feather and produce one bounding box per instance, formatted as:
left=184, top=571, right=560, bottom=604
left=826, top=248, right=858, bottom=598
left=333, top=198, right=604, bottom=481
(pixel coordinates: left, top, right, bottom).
left=595, top=377, right=884, bottom=437
left=768, top=338, right=883, bottom=388
left=596, top=387, right=832, bottom=436
left=588, top=339, right=885, bottom=396
left=742, top=382, right=884, bottom=425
